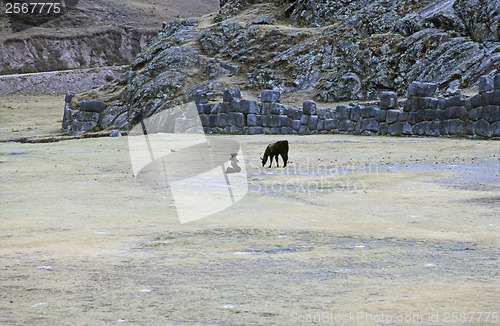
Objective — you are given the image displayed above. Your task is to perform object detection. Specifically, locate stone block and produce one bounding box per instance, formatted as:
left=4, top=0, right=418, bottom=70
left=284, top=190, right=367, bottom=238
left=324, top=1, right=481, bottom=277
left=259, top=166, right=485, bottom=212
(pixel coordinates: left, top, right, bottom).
left=386, top=109, right=402, bottom=124
left=463, top=120, right=474, bottom=135
left=281, top=127, right=293, bottom=135
left=300, top=115, right=308, bottom=125
left=229, top=112, right=245, bottom=127
left=242, top=100, right=260, bottom=114
left=335, top=105, right=351, bottom=120
left=490, top=90, right=500, bottom=106
left=338, top=119, right=355, bottom=132
left=324, top=119, right=338, bottom=130
left=247, top=114, right=258, bottom=126
left=407, top=81, right=438, bottom=97
left=80, top=100, right=107, bottom=113
left=199, top=114, right=209, bottom=127
left=62, top=105, right=72, bottom=131
left=470, top=94, right=481, bottom=108
left=260, top=89, right=281, bottom=102
left=413, top=121, right=428, bottom=136
left=380, top=91, right=398, bottom=109
left=262, top=103, right=272, bottom=115
left=208, top=114, right=217, bottom=128
left=482, top=105, right=500, bottom=123
left=268, top=115, right=282, bottom=128
left=248, top=126, right=264, bottom=134
left=217, top=113, right=228, bottom=127
left=361, top=105, right=377, bottom=118
left=229, top=98, right=242, bottom=112
left=291, top=119, right=301, bottom=131
left=429, top=98, right=439, bottom=109
left=350, top=104, right=361, bottom=121
left=402, top=99, right=411, bottom=112
left=270, top=103, right=287, bottom=115
left=494, top=73, right=500, bottom=90
left=445, top=95, right=466, bottom=107
left=474, top=119, right=491, bottom=137
left=427, top=121, right=441, bottom=137
left=65, top=91, right=75, bottom=103
left=424, top=109, right=436, bottom=121
left=197, top=103, right=214, bottom=114
left=480, top=92, right=490, bottom=106
left=303, top=100, right=317, bottom=115
left=403, top=122, right=413, bottom=135
left=298, top=125, right=310, bottom=134
left=378, top=123, right=388, bottom=135
left=230, top=125, right=242, bottom=134
left=280, top=115, right=291, bottom=127
left=388, top=122, right=403, bottom=136
left=287, top=107, right=303, bottom=120
left=192, top=90, right=210, bottom=104
left=376, top=109, right=387, bottom=122
left=478, top=75, right=494, bottom=93
left=491, top=121, right=500, bottom=137
left=307, top=115, right=319, bottom=130
left=223, top=87, right=241, bottom=102
left=468, top=107, right=482, bottom=121
left=443, top=119, right=464, bottom=135
left=317, top=120, right=324, bottom=131
left=358, top=118, right=379, bottom=133
left=444, top=106, right=467, bottom=120
left=317, top=108, right=329, bottom=119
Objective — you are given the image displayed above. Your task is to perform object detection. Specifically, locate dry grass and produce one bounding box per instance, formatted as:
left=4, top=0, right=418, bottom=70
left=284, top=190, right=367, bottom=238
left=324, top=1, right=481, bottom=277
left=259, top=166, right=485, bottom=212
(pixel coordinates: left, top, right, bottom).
left=0, top=94, right=499, bottom=325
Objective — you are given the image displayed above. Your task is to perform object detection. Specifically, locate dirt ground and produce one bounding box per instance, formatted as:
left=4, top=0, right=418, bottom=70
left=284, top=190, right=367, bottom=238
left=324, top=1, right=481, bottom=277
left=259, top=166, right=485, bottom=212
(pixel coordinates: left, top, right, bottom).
left=0, top=94, right=499, bottom=325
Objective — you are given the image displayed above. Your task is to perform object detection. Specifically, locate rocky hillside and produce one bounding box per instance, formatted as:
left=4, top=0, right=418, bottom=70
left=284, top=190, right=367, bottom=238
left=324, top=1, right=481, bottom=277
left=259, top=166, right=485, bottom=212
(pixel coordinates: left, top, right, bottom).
left=67, top=0, right=499, bottom=131
left=0, top=0, right=219, bottom=74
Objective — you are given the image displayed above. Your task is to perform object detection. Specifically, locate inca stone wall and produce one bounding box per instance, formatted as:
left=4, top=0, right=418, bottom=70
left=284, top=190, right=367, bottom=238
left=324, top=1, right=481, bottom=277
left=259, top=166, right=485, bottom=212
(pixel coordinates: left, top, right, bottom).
left=196, top=74, right=500, bottom=138
left=63, top=74, right=500, bottom=138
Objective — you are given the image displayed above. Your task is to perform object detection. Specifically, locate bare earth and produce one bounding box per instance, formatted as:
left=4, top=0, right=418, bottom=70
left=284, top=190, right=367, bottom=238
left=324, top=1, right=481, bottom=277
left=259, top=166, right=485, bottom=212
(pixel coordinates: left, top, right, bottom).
left=0, top=94, right=499, bottom=325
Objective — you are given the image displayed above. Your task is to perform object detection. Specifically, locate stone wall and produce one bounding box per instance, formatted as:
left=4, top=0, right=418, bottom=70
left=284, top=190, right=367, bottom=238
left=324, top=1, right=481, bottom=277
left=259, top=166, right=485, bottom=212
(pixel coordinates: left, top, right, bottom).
left=196, top=74, right=500, bottom=138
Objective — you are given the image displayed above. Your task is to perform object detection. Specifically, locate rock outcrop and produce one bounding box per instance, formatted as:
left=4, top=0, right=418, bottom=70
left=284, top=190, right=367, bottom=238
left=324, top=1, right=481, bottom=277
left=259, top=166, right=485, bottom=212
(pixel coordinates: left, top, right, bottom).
left=64, top=0, right=499, bottom=137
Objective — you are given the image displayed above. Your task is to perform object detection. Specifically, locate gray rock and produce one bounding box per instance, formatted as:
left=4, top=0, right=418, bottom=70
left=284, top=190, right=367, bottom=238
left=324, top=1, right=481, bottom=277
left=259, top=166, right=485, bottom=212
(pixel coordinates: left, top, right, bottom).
left=444, top=80, right=461, bottom=96
left=463, top=120, right=475, bottom=135
left=307, top=115, right=319, bottom=130
left=270, top=103, right=287, bottom=115
left=109, top=129, right=122, bottom=137
left=470, top=94, right=481, bottom=108
left=260, top=89, right=281, bottom=103
left=324, top=119, right=338, bottom=131
left=291, top=119, right=301, bottom=131
left=229, top=112, right=245, bottom=127
left=468, top=107, right=482, bottom=121
left=118, top=71, right=135, bottom=85
left=298, top=125, right=310, bottom=134
left=300, top=115, right=308, bottom=125
left=241, top=100, right=260, bottom=114
left=317, top=108, right=329, bottom=119
left=338, top=119, right=356, bottom=132
left=413, top=122, right=428, bottom=136
left=223, top=87, right=241, bottom=102
left=380, top=91, right=398, bottom=109
left=376, top=109, right=387, bottom=122
left=443, top=119, right=464, bottom=135
left=248, top=126, right=264, bottom=134
left=246, top=114, right=258, bottom=126
left=335, top=73, right=362, bottom=101
left=193, top=90, right=210, bottom=104
left=62, top=104, right=72, bottom=131
left=403, top=122, right=413, bottom=135
left=287, top=107, right=303, bottom=120
left=407, top=82, right=438, bottom=97
left=217, top=113, right=228, bottom=127
left=253, top=16, right=273, bottom=25
left=335, top=105, right=351, bottom=120
left=478, top=75, right=494, bottom=93
left=445, top=95, right=466, bottom=107
left=482, top=105, right=500, bottom=123
left=80, top=100, right=107, bottom=113
left=491, top=121, right=500, bottom=137
left=474, top=119, right=491, bottom=137
left=427, top=121, right=441, bottom=136
left=268, top=115, right=282, bottom=128
left=350, top=105, right=361, bottom=121
left=444, top=106, right=467, bottom=120
left=361, top=105, right=377, bottom=118
left=65, top=91, right=75, bottom=103
left=386, top=109, right=402, bottom=124
left=494, top=73, right=500, bottom=90
left=388, top=122, right=403, bottom=136
left=490, top=90, right=500, bottom=106
left=303, top=100, right=317, bottom=115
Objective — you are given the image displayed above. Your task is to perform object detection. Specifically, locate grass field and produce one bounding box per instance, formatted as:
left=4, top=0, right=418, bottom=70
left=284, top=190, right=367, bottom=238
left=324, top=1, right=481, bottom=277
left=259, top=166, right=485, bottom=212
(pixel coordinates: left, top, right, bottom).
left=1, top=94, right=499, bottom=325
